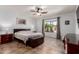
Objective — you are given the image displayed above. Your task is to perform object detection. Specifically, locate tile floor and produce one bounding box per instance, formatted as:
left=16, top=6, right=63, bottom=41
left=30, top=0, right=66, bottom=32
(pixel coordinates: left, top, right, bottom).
left=0, top=37, right=64, bottom=54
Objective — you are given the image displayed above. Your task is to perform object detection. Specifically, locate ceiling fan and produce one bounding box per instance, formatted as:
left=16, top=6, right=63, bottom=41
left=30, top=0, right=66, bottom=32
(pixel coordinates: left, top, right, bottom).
left=30, top=6, right=48, bottom=16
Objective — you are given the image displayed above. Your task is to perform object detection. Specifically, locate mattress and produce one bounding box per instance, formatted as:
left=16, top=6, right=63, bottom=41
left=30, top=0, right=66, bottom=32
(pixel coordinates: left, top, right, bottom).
left=14, top=31, right=43, bottom=43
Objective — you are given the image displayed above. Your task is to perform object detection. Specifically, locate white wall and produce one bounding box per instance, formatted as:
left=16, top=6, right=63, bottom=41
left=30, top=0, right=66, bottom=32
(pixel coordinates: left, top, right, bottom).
left=76, top=16, right=79, bottom=34
left=60, top=12, right=76, bottom=39
left=35, top=19, right=42, bottom=32
left=35, top=12, right=76, bottom=39
left=0, top=11, right=16, bottom=33
left=0, top=8, right=77, bottom=39
left=0, top=12, right=36, bottom=33
left=75, top=7, right=79, bottom=34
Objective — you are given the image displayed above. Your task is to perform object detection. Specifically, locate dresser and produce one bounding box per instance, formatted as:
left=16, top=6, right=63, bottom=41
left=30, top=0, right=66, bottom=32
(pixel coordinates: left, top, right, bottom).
left=63, top=34, right=79, bottom=54
left=0, top=33, right=13, bottom=44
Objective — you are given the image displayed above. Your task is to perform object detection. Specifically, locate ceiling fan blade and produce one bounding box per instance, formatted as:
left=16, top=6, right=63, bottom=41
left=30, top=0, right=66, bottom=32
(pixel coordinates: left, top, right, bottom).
left=30, top=10, right=36, bottom=12
left=36, top=7, right=42, bottom=10
left=41, top=11, right=48, bottom=14
left=30, top=6, right=48, bottom=16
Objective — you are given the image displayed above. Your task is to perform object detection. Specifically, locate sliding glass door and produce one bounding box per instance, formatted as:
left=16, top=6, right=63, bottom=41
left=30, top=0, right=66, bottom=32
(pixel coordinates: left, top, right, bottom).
left=45, top=19, right=57, bottom=33
left=42, top=17, right=61, bottom=39
left=44, top=18, right=57, bottom=38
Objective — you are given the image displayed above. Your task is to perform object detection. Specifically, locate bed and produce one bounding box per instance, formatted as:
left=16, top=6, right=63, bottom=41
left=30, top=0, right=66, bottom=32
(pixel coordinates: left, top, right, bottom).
left=14, top=29, right=44, bottom=48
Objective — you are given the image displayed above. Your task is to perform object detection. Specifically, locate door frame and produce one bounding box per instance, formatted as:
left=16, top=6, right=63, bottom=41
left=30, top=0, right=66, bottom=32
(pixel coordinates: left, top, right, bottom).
left=42, top=17, right=61, bottom=39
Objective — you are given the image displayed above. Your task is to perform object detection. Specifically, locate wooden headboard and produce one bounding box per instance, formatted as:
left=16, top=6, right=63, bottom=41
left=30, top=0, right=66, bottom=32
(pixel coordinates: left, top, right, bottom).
left=14, top=29, right=30, bottom=33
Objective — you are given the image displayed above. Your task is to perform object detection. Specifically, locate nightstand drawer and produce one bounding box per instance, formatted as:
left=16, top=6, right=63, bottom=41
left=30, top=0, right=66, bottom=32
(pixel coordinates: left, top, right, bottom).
left=0, top=34, right=13, bottom=44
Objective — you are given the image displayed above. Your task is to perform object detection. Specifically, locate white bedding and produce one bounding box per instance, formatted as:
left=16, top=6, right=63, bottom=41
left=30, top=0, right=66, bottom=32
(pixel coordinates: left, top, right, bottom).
left=14, top=31, right=43, bottom=43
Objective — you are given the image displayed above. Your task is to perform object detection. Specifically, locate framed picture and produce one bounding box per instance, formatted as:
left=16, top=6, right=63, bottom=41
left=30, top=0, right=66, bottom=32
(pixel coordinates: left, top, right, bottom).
left=16, top=18, right=26, bottom=24
left=65, top=20, right=70, bottom=25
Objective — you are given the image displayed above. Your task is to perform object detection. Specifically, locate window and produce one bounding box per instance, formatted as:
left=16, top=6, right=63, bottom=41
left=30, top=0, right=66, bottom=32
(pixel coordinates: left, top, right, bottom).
left=45, top=18, right=57, bottom=33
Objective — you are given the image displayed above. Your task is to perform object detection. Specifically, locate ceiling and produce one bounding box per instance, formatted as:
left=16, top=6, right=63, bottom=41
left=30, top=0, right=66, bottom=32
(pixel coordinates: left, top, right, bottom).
left=0, top=5, right=77, bottom=19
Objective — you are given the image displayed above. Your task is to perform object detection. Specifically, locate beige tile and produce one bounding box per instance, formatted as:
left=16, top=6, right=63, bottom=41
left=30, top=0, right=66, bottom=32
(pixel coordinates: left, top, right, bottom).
left=0, top=37, right=64, bottom=54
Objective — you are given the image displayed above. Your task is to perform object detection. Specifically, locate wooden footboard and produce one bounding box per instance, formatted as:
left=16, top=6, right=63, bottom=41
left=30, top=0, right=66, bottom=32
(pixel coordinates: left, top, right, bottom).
left=14, top=37, right=44, bottom=48
left=26, top=37, right=44, bottom=48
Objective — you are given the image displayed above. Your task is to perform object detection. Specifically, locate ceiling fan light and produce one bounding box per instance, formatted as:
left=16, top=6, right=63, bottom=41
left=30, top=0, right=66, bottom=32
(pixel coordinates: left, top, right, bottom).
left=36, top=13, right=41, bottom=16
left=30, top=6, right=48, bottom=16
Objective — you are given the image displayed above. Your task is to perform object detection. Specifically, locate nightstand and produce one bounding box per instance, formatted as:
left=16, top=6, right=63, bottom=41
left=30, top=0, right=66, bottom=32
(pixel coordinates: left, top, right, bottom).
left=0, top=33, right=13, bottom=44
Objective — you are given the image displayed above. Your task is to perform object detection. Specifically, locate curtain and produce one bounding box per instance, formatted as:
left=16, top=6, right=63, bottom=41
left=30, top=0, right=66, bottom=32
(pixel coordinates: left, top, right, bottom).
left=42, top=19, right=45, bottom=37
left=57, top=17, right=61, bottom=39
